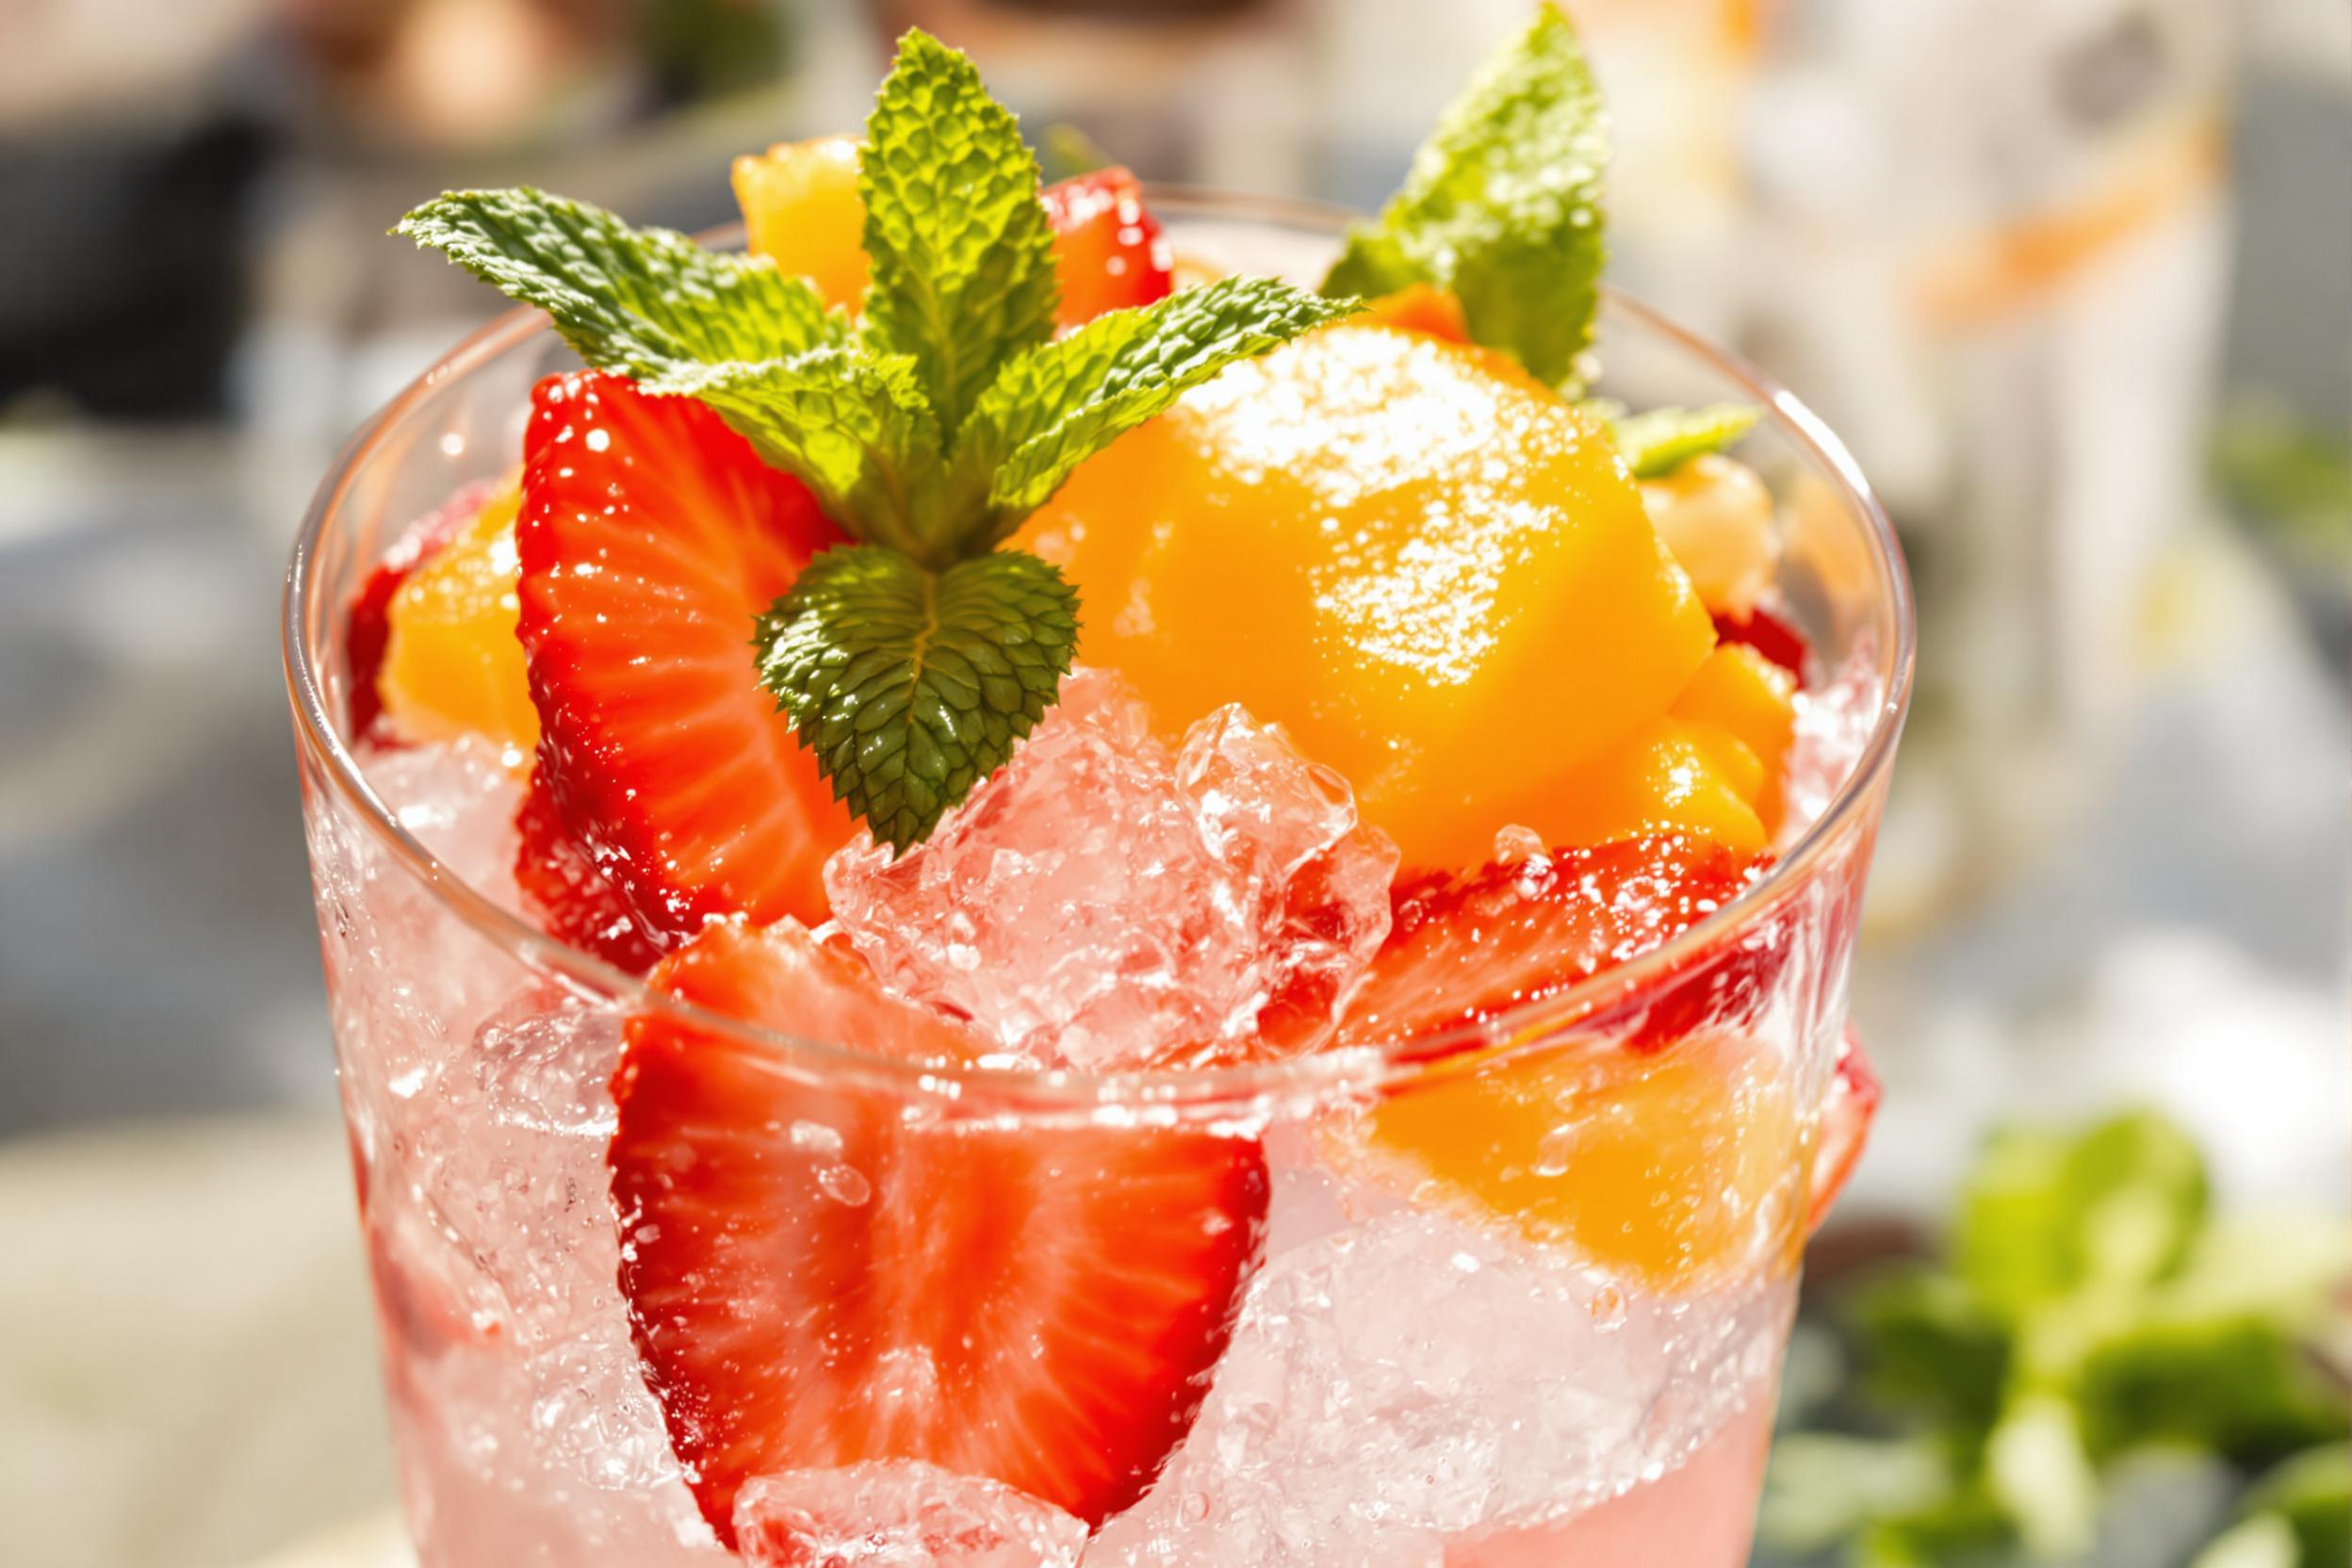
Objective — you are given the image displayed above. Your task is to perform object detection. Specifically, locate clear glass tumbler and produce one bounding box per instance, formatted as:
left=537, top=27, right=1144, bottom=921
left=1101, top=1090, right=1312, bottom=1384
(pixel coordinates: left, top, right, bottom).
left=284, top=192, right=1914, bottom=1567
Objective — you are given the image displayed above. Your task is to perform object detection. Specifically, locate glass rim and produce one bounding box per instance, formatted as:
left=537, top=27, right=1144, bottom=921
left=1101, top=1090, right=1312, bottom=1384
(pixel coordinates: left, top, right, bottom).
left=282, top=185, right=1916, bottom=1111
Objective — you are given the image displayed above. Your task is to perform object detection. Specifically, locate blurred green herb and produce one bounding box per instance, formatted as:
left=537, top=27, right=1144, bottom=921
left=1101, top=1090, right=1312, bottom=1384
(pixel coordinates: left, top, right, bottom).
left=1762, top=1110, right=2352, bottom=1568
left=2213, top=401, right=2352, bottom=567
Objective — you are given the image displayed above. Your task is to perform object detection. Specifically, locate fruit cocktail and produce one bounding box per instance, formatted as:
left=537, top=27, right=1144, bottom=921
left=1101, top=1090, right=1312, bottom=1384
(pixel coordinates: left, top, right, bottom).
left=285, top=11, right=1912, bottom=1566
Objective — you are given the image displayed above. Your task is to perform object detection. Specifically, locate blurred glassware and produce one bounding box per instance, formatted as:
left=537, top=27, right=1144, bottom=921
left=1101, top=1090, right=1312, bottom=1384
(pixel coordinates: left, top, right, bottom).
left=1733, top=0, right=2234, bottom=934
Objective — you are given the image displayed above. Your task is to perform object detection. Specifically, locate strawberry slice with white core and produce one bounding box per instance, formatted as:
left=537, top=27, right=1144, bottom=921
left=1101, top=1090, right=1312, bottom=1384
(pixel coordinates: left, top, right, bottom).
left=516, top=370, right=855, bottom=936
left=610, top=921, right=1270, bottom=1547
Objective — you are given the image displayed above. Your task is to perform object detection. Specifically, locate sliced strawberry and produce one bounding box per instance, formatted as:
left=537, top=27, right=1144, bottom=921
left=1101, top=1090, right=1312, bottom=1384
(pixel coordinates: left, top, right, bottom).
left=513, top=766, right=665, bottom=974
left=343, top=477, right=500, bottom=740
left=1041, top=167, right=1172, bottom=330
left=1336, top=835, right=1770, bottom=1051
left=1806, top=1027, right=1880, bottom=1233
left=611, top=922, right=1269, bottom=1547
left=1711, top=604, right=1812, bottom=686
left=516, top=370, right=855, bottom=938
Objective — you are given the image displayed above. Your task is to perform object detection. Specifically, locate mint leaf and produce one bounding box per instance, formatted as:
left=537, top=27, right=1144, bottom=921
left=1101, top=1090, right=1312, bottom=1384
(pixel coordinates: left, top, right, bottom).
left=858, top=29, right=1059, bottom=438
left=954, top=275, right=1359, bottom=543
left=1323, top=4, right=1608, bottom=389
left=756, top=546, right=1078, bottom=853
left=661, top=349, right=950, bottom=562
left=395, top=188, right=842, bottom=375
left=1611, top=402, right=1761, bottom=479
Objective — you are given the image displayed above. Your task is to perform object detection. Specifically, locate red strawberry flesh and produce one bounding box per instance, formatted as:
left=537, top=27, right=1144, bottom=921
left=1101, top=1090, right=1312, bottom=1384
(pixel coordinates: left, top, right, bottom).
left=513, top=765, right=665, bottom=974
left=1338, top=836, right=1769, bottom=1051
left=1806, top=1027, right=1880, bottom=1233
left=516, top=370, right=855, bottom=938
left=1711, top=605, right=1812, bottom=685
left=1042, top=167, right=1173, bottom=330
left=611, top=922, right=1270, bottom=1547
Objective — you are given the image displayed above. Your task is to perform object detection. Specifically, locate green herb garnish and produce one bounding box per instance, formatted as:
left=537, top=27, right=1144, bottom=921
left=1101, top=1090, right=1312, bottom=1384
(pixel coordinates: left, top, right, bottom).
left=1609, top=401, right=1762, bottom=479
left=1760, top=1110, right=2352, bottom=1568
left=399, top=29, right=1352, bottom=853
left=1331, top=7, right=1759, bottom=478
left=1324, top=3, right=1608, bottom=391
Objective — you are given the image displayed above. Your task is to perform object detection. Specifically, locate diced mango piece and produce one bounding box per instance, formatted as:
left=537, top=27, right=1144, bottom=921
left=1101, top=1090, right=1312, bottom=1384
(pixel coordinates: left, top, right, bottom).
left=1454, top=715, right=1768, bottom=865
left=1017, top=323, right=1717, bottom=869
left=380, top=483, right=537, bottom=755
left=1671, top=642, right=1798, bottom=831
left=1642, top=452, right=1776, bottom=618
left=1363, top=283, right=1469, bottom=343
left=732, top=135, right=868, bottom=309
left=1358, top=1031, right=1804, bottom=1290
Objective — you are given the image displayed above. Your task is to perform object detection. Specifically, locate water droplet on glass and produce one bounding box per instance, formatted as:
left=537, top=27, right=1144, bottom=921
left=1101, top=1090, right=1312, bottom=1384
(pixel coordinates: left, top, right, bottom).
left=1533, top=1124, right=1576, bottom=1178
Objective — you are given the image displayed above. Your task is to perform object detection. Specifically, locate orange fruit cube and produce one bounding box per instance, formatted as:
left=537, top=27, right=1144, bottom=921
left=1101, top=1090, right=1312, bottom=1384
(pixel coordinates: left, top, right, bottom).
left=1018, top=323, right=1716, bottom=869
left=380, top=482, right=537, bottom=756
left=1356, top=1031, right=1804, bottom=1291
left=1670, top=642, right=1798, bottom=831
left=732, top=135, right=869, bottom=309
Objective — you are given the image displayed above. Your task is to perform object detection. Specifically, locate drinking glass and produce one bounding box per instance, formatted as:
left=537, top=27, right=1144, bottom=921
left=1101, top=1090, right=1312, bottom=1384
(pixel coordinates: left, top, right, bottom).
left=284, top=190, right=1914, bottom=1567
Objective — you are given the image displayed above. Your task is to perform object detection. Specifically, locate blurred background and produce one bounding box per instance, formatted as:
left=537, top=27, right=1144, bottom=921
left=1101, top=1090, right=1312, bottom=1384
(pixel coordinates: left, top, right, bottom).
left=0, top=1, right=2344, bottom=1565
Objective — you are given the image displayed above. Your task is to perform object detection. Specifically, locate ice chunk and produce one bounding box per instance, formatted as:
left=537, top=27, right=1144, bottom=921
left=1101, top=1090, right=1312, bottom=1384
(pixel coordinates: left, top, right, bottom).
left=369, top=990, right=629, bottom=1348
left=736, top=1460, right=1087, bottom=1567
left=360, top=735, right=527, bottom=912
left=316, top=740, right=536, bottom=1207
left=474, top=993, right=626, bottom=1137
left=1086, top=1203, right=1789, bottom=1566
left=401, top=1312, right=723, bottom=1563
left=1780, top=656, right=1881, bottom=838
left=825, top=669, right=1396, bottom=1070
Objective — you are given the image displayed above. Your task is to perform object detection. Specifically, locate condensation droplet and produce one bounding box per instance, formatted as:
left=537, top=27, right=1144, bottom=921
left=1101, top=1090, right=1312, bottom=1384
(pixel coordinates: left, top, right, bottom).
left=1181, top=1490, right=1213, bottom=1524
left=1589, top=1283, right=1627, bottom=1331
left=1533, top=1124, right=1577, bottom=1178
left=1492, top=824, right=1547, bottom=865
left=817, top=1164, right=872, bottom=1206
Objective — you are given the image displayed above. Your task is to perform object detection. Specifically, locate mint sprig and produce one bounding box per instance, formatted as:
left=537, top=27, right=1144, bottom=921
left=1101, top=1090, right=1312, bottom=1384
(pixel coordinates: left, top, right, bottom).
left=396, top=28, right=1351, bottom=853
left=958, top=274, right=1357, bottom=540
left=759, top=548, right=1077, bottom=854
left=858, top=28, right=1061, bottom=440
left=394, top=188, right=845, bottom=375
left=1323, top=4, right=1608, bottom=391
left=1608, top=401, right=1761, bottom=479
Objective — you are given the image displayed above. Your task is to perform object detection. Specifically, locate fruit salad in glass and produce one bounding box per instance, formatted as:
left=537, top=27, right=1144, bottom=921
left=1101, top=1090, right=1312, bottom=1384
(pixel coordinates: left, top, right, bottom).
left=284, top=11, right=1912, bottom=1566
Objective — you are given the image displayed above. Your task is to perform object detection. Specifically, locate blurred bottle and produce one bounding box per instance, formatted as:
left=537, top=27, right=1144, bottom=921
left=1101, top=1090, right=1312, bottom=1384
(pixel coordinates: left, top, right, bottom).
left=1736, top=0, right=2233, bottom=927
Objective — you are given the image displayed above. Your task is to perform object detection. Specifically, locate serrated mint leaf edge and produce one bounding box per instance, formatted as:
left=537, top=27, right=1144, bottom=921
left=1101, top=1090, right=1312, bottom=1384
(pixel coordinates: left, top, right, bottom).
left=1318, top=4, right=1609, bottom=390
left=394, top=187, right=843, bottom=377
left=956, top=276, right=1362, bottom=545
left=755, top=545, right=1080, bottom=854
left=1611, top=402, right=1762, bottom=479
left=857, top=28, right=1060, bottom=445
